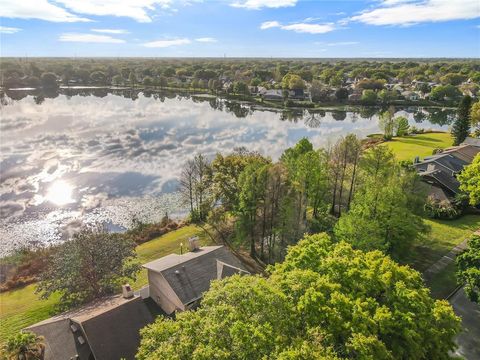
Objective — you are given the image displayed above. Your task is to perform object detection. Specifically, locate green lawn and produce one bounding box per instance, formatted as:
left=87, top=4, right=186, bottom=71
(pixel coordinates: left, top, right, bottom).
left=382, top=132, right=453, bottom=161
left=0, top=224, right=209, bottom=343
left=404, top=215, right=480, bottom=273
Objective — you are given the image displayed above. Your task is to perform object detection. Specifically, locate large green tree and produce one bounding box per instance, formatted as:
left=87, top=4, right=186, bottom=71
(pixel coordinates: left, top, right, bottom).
left=334, top=146, right=427, bottom=259
left=452, top=95, right=472, bottom=146
left=36, top=227, right=140, bottom=309
left=137, top=233, right=460, bottom=360
left=458, top=153, right=480, bottom=206
left=456, top=235, right=480, bottom=303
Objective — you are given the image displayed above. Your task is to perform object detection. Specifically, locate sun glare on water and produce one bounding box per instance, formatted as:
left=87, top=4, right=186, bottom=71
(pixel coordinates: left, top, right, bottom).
left=45, top=180, right=75, bottom=206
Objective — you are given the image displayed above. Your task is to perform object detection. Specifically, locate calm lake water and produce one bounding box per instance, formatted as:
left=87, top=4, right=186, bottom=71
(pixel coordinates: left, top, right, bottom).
left=0, top=89, right=455, bottom=255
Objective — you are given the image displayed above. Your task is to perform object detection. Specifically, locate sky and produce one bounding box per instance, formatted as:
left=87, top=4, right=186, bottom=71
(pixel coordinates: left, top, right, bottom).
left=0, top=0, right=479, bottom=58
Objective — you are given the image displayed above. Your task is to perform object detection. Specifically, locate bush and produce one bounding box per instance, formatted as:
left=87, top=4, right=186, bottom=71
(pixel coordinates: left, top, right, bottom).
left=410, top=126, right=425, bottom=134
left=424, top=198, right=462, bottom=219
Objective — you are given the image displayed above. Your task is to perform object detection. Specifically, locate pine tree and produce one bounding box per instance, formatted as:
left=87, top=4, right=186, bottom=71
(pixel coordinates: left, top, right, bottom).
left=452, top=95, right=472, bottom=146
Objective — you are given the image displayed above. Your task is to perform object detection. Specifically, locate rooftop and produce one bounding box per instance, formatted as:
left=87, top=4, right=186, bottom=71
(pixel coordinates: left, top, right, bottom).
left=143, top=245, right=224, bottom=273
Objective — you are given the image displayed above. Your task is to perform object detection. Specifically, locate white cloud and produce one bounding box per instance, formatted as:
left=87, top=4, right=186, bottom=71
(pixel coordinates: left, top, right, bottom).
left=143, top=38, right=191, bottom=48
left=231, top=0, right=297, bottom=10
left=260, top=21, right=281, bottom=29
left=91, top=28, right=130, bottom=34
left=0, top=26, right=21, bottom=34
left=327, top=41, right=359, bottom=46
left=351, top=0, right=480, bottom=26
left=195, top=37, right=217, bottom=43
left=57, top=0, right=173, bottom=22
left=59, top=33, right=125, bottom=43
left=261, top=21, right=335, bottom=34
left=0, top=0, right=90, bottom=22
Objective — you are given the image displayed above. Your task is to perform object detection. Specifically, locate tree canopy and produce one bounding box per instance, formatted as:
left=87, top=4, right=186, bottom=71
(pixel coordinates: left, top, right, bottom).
left=36, top=226, right=140, bottom=310
left=137, top=233, right=460, bottom=360
left=458, top=153, right=480, bottom=206
left=456, top=235, right=480, bottom=303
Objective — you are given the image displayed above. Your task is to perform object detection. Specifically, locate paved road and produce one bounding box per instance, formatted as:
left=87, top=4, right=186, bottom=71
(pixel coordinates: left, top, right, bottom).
left=450, top=288, right=480, bottom=360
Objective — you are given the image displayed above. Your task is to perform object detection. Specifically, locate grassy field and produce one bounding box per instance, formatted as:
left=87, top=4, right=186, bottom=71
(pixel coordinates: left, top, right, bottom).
left=382, top=132, right=453, bottom=161
left=0, top=224, right=209, bottom=343
left=404, top=215, right=480, bottom=273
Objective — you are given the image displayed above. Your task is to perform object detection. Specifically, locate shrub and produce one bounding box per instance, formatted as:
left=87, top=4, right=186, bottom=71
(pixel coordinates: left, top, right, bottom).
left=424, top=198, right=462, bottom=219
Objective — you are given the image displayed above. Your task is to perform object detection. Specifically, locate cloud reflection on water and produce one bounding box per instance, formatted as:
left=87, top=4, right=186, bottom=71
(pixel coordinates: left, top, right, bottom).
left=0, top=91, right=452, bottom=255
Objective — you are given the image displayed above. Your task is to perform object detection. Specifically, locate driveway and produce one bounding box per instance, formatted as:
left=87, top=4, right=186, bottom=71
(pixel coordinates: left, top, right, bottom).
left=450, top=288, right=480, bottom=360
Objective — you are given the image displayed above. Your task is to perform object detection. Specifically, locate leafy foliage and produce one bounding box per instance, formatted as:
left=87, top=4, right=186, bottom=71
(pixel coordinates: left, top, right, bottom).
left=36, top=226, right=140, bottom=310
left=458, top=153, right=480, bottom=206
left=334, top=146, right=428, bottom=259
left=2, top=331, right=45, bottom=360
left=137, top=233, right=461, bottom=360
left=452, top=95, right=472, bottom=146
left=456, top=235, right=480, bottom=303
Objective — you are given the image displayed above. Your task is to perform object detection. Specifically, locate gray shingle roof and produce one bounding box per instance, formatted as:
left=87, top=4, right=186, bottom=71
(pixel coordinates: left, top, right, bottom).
left=462, top=137, right=480, bottom=147
left=144, top=246, right=248, bottom=306
left=26, top=295, right=153, bottom=360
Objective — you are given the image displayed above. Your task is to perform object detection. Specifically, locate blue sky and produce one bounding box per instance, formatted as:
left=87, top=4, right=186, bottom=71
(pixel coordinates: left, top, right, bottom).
left=0, top=0, right=479, bottom=57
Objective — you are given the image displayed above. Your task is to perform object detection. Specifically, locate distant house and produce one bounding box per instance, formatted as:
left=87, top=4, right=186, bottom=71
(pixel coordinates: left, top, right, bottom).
left=26, top=293, right=154, bottom=360
left=288, top=89, right=305, bottom=100
left=415, top=144, right=480, bottom=202
left=262, top=89, right=284, bottom=101
left=248, top=86, right=258, bottom=95
left=144, top=244, right=249, bottom=314
left=401, top=91, right=420, bottom=101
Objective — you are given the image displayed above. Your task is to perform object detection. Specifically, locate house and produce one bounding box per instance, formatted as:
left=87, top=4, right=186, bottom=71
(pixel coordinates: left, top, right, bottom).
left=144, top=243, right=249, bottom=314
left=262, top=89, right=284, bottom=101
left=288, top=89, right=305, bottom=100
left=415, top=144, right=480, bottom=202
left=401, top=91, right=420, bottom=101
left=26, top=291, right=154, bottom=360
left=25, top=243, right=247, bottom=359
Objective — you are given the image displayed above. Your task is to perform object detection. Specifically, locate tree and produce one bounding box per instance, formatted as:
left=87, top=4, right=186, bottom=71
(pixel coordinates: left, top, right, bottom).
left=40, top=72, right=58, bottom=89
left=137, top=233, right=460, bottom=360
left=233, top=81, right=249, bottom=97
left=452, top=95, right=472, bottom=146
left=470, top=101, right=480, bottom=130
left=456, top=235, right=480, bottom=303
left=395, top=116, right=410, bottom=136
left=281, top=73, right=305, bottom=90
left=360, top=89, right=377, bottom=105
left=335, top=87, right=349, bottom=101
left=143, top=76, right=154, bottom=86
left=178, top=154, right=212, bottom=222
left=89, top=71, right=106, bottom=85
left=458, top=153, right=480, bottom=206
left=378, top=106, right=396, bottom=140
left=334, top=146, right=427, bottom=259
left=310, top=80, right=329, bottom=102
left=3, top=331, right=45, bottom=360
left=128, top=72, right=136, bottom=88
left=112, top=74, right=123, bottom=86
left=37, top=226, right=140, bottom=309
left=429, top=85, right=461, bottom=101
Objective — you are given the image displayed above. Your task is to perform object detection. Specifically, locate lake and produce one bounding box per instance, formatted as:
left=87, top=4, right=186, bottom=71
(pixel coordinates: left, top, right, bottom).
left=0, top=88, right=456, bottom=255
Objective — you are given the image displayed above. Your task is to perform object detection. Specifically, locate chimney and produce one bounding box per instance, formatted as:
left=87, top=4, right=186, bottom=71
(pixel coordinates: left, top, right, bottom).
left=122, top=284, right=134, bottom=299
left=188, top=236, right=200, bottom=252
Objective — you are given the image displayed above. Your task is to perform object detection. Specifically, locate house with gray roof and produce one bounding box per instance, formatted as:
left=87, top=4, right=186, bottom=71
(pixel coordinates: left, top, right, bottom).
left=26, top=294, right=153, bottom=360
left=415, top=144, right=480, bottom=202
left=25, top=244, right=247, bottom=359
left=143, top=245, right=249, bottom=314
